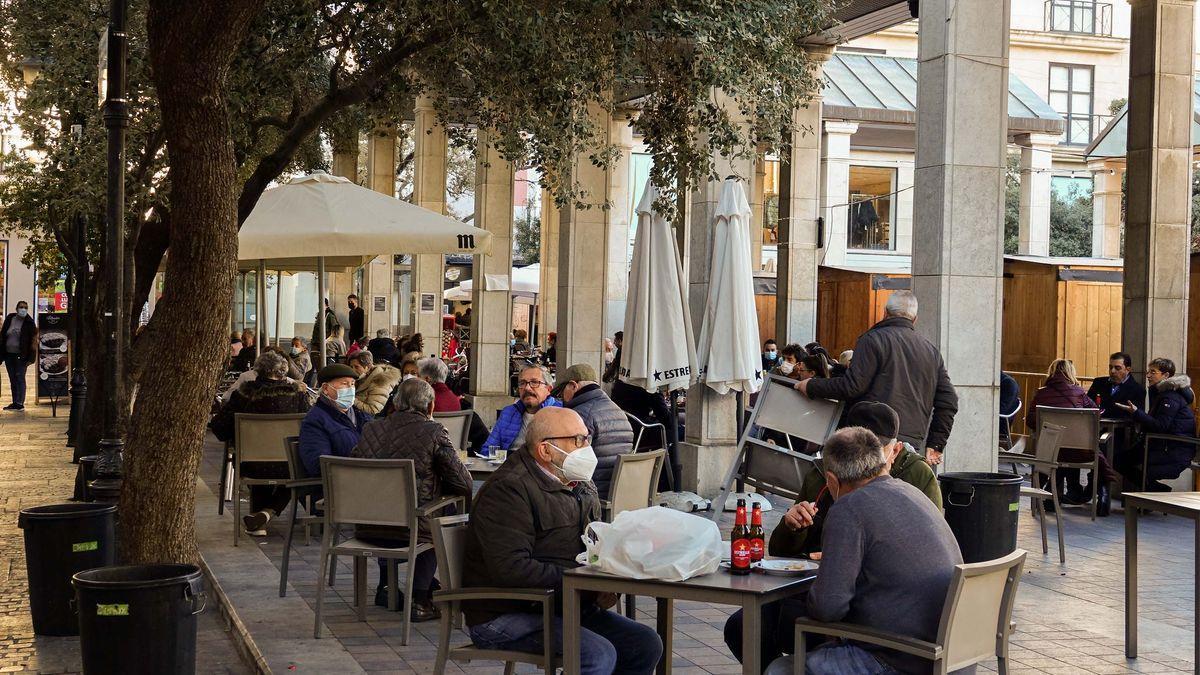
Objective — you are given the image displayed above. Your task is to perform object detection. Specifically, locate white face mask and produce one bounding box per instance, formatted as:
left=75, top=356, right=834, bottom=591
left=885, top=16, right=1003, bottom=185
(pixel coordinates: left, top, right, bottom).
left=402, top=374, right=416, bottom=381
left=779, top=360, right=795, bottom=375
left=550, top=443, right=598, bottom=482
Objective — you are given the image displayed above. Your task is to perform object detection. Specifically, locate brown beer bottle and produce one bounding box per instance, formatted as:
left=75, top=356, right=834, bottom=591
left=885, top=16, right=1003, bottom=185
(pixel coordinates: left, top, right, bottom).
left=749, top=503, right=765, bottom=563
left=730, top=498, right=752, bottom=575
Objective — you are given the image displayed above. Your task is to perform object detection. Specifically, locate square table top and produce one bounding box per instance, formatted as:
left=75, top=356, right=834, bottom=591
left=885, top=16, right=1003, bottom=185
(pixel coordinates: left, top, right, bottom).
left=564, top=564, right=816, bottom=597
left=1124, top=491, right=1200, bottom=518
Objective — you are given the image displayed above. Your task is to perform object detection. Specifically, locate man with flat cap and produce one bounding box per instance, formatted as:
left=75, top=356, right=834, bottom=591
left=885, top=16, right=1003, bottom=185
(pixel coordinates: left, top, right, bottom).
left=552, top=363, right=634, bottom=500
left=299, top=363, right=373, bottom=477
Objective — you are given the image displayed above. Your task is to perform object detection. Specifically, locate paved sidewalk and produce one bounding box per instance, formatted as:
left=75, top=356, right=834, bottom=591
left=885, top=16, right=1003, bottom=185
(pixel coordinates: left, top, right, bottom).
left=0, top=381, right=251, bottom=674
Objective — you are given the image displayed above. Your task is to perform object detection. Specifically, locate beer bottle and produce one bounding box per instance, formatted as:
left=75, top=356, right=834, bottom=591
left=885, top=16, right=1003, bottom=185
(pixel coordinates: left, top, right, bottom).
left=730, top=498, right=751, bottom=575
left=749, top=503, right=765, bottom=563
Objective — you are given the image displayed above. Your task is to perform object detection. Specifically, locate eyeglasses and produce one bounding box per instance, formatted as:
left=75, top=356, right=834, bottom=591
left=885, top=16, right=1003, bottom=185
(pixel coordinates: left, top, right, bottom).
left=518, top=380, right=548, bottom=390
left=545, top=434, right=592, bottom=448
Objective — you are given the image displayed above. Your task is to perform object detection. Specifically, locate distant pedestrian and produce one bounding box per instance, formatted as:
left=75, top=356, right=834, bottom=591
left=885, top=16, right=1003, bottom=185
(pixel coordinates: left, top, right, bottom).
left=761, top=339, right=780, bottom=372
left=346, top=294, right=365, bottom=343
left=2, top=301, right=36, bottom=411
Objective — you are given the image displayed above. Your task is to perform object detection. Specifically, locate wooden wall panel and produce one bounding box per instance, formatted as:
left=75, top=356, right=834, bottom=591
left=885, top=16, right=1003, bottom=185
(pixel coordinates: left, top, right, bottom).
left=1001, top=261, right=1058, bottom=374
left=755, top=293, right=776, bottom=345
left=1060, top=280, right=1122, bottom=379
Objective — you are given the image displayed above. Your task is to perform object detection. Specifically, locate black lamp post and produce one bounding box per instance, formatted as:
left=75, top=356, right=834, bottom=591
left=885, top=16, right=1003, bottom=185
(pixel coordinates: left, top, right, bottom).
left=67, top=212, right=88, bottom=459
left=89, top=0, right=128, bottom=502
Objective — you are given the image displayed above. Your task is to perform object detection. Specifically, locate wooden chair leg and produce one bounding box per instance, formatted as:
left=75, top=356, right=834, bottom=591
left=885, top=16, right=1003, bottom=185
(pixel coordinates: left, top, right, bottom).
left=313, top=534, right=332, bottom=639
left=1051, top=469, right=1067, bottom=564
left=402, top=553, right=417, bottom=646
left=434, top=604, right=453, bottom=674
left=1035, top=496, right=1048, bottom=555
left=354, top=556, right=367, bottom=622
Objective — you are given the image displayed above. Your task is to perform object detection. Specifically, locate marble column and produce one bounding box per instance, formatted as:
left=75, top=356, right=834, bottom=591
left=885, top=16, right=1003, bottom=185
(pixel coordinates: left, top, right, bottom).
left=912, top=0, right=1010, bottom=472
left=556, top=101, right=612, bottom=374
left=604, top=115, right=635, bottom=337
left=817, top=120, right=858, bottom=269
left=411, top=95, right=448, bottom=349
left=776, top=47, right=834, bottom=346
left=1089, top=159, right=1124, bottom=258
left=681, top=90, right=753, bottom=496
left=537, top=188, right=560, bottom=344
left=1123, top=0, right=1194, bottom=374
left=469, top=131, right=516, bottom=425
left=1016, top=133, right=1057, bottom=257
left=363, top=123, right=397, bottom=335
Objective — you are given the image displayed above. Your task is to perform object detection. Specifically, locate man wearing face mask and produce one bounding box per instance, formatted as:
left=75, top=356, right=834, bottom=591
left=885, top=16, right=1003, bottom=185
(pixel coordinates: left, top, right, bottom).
left=761, top=339, right=780, bottom=372
left=2, top=301, right=36, bottom=411
left=462, top=407, right=663, bottom=674
left=298, top=364, right=372, bottom=477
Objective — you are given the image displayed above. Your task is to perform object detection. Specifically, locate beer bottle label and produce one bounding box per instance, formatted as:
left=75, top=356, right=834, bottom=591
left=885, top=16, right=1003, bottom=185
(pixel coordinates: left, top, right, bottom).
left=732, top=538, right=752, bottom=569
left=750, top=538, right=764, bottom=562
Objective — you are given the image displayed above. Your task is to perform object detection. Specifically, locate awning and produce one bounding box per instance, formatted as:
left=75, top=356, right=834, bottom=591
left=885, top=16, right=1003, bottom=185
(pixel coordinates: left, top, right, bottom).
left=1085, top=76, right=1200, bottom=159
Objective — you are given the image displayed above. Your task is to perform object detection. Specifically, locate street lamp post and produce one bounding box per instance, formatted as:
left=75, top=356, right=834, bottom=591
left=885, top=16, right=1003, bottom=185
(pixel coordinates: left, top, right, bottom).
left=68, top=214, right=88, bottom=458
left=89, top=0, right=128, bottom=502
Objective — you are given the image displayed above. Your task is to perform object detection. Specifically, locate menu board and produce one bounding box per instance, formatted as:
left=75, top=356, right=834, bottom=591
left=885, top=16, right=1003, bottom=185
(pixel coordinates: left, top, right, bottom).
left=36, top=312, right=69, bottom=399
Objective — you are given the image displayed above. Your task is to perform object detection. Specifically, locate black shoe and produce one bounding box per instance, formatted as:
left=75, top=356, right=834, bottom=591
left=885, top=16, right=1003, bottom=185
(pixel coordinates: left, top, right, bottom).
left=242, top=510, right=271, bottom=535
left=1062, top=485, right=1088, bottom=505
left=3, top=403, right=18, bottom=410
left=1096, top=485, right=1111, bottom=517
left=1042, top=499, right=1056, bottom=514
left=410, top=601, right=441, bottom=623
left=374, top=585, right=406, bottom=609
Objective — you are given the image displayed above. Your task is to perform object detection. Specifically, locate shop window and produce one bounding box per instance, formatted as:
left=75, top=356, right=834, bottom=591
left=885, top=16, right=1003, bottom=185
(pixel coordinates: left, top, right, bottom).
left=847, top=166, right=896, bottom=251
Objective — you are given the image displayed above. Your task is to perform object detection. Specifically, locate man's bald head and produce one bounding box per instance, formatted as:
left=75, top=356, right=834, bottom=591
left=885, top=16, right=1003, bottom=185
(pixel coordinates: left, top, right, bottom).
left=526, top=407, right=587, bottom=453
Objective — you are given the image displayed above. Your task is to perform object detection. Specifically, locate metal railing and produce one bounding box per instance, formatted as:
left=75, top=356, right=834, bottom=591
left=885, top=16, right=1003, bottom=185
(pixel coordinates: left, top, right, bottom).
left=1044, top=0, right=1113, bottom=36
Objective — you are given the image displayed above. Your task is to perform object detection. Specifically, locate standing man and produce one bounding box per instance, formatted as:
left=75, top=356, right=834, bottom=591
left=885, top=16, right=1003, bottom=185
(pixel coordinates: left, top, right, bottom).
left=347, top=294, right=365, bottom=344
left=2, top=300, right=36, bottom=411
left=795, top=291, right=958, bottom=466
left=761, top=339, right=780, bottom=373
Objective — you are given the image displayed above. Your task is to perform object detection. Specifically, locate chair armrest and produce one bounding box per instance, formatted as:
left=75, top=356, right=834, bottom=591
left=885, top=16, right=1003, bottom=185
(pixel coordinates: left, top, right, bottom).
left=997, top=452, right=1059, bottom=469
left=1144, top=433, right=1200, bottom=446
left=1099, top=431, right=1111, bottom=444
left=794, top=619, right=942, bottom=659
left=419, top=495, right=466, bottom=518
left=434, top=587, right=556, bottom=604
left=285, top=478, right=322, bottom=489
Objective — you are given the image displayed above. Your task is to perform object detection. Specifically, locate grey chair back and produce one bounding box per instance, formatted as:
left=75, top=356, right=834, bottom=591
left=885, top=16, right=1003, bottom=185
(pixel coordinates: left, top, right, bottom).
left=234, top=413, right=305, bottom=464
left=434, top=410, right=473, bottom=452
left=608, top=450, right=666, bottom=519
left=1035, top=406, right=1100, bottom=452
left=753, top=374, right=842, bottom=444
left=319, top=456, right=418, bottom=530
left=936, top=550, right=1026, bottom=672
left=284, top=435, right=304, bottom=480
left=431, top=514, right=471, bottom=594
left=1032, top=423, right=1066, bottom=464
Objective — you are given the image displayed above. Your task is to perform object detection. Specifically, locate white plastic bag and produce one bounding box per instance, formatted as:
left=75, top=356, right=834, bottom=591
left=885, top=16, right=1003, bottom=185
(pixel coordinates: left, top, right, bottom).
left=579, top=506, right=723, bottom=581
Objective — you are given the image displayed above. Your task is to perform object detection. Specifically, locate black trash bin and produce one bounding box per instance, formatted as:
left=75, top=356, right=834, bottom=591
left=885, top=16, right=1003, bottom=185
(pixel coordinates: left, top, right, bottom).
left=938, top=471, right=1023, bottom=563
left=18, top=503, right=117, bottom=635
left=73, top=455, right=101, bottom=502
left=73, top=564, right=204, bottom=675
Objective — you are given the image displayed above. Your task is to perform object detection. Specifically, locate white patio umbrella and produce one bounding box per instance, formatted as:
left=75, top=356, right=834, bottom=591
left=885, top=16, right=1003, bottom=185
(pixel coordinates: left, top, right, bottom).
left=239, top=172, right=493, bottom=365
left=451, top=263, right=540, bottom=295
left=695, top=178, right=762, bottom=396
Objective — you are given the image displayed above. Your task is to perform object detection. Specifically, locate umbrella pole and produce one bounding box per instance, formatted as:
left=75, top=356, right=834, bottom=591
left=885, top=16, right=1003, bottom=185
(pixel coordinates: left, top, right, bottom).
left=257, top=259, right=266, bottom=355
left=735, top=391, right=745, bottom=493
left=240, top=272, right=248, bottom=338
left=274, top=270, right=282, bottom=348
left=668, top=390, right=682, bottom=491
left=317, top=257, right=327, bottom=368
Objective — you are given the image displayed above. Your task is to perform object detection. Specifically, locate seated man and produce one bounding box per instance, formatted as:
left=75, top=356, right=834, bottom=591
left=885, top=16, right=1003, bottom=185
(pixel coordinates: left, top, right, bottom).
left=367, top=328, right=401, bottom=366
left=462, top=407, right=662, bottom=674
left=351, top=378, right=472, bottom=621
left=482, top=365, right=561, bottom=453
left=298, top=364, right=372, bottom=477
left=553, top=363, right=634, bottom=500
left=724, top=401, right=943, bottom=666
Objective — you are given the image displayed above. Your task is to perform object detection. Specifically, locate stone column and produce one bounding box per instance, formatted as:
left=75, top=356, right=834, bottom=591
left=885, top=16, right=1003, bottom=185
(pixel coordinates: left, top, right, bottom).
left=1089, top=159, right=1124, bottom=258
left=750, top=145, right=767, bottom=273
left=556, top=101, right=611, bottom=374
left=363, top=123, right=397, bottom=335
left=817, top=120, right=858, bottom=269
left=331, top=129, right=359, bottom=183
left=469, top=131, right=516, bottom=424
left=912, top=0, right=1010, bottom=472
left=776, top=47, right=834, bottom=346
left=1123, top=0, right=1194, bottom=374
left=411, top=95, right=448, bottom=348
left=1016, top=133, right=1057, bottom=257
left=537, top=189, right=560, bottom=343
left=604, top=115, right=635, bottom=337
left=681, top=90, right=753, bottom=496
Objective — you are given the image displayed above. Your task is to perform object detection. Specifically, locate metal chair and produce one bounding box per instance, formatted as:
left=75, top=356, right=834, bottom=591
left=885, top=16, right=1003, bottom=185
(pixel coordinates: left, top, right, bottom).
left=998, top=399, right=1022, bottom=450
left=232, top=412, right=306, bottom=546
left=434, top=410, right=473, bottom=453
left=625, top=412, right=667, bottom=452
left=710, top=374, right=842, bottom=522
left=430, top=514, right=557, bottom=674
left=999, top=425, right=1068, bottom=563
left=1140, top=433, right=1200, bottom=491
left=1030, top=406, right=1109, bottom=521
left=793, top=550, right=1026, bottom=675
left=602, top=449, right=667, bottom=619
left=278, top=436, right=323, bottom=598
left=313, top=457, right=444, bottom=645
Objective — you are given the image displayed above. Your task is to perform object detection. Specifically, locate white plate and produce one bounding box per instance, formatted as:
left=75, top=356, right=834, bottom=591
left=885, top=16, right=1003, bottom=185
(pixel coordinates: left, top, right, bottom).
left=757, top=559, right=819, bottom=576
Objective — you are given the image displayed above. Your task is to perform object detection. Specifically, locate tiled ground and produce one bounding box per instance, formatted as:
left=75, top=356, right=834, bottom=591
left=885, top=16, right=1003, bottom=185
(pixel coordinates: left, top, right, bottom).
left=199, top=427, right=1198, bottom=675
left=0, top=372, right=251, bottom=674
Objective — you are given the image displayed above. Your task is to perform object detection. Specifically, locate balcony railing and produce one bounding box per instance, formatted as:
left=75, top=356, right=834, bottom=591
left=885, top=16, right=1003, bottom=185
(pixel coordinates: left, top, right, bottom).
left=1044, top=0, right=1113, bottom=37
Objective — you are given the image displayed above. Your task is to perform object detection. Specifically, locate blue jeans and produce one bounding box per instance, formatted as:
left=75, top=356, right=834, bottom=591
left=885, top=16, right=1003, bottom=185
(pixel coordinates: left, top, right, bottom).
left=468, top=606, right=663, bottom=675
left=806, top=643, right=898, bottom=674
left=4, top=354, right=27, bottom=406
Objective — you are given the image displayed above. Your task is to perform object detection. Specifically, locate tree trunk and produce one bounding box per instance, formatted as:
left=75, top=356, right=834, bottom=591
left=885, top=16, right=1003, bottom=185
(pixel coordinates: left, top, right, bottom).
left=120, top=0, right=260, bottom=563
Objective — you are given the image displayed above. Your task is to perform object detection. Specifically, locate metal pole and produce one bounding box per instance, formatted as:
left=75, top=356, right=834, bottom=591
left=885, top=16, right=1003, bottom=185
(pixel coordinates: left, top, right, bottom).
left=240, top=272, right=248, bottom=336
left=69, top=215, right=89, bottom=461
left=91, top=0, right=128, bottom=500
left=274, top=270, right=282, bottom=348
left=257, top=259, right=266, bottom=355
left=317, top=258, right=327, bottom=368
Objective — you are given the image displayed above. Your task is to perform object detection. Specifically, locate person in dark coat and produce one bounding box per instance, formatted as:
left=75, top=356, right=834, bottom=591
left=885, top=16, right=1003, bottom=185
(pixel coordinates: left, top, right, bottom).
left=210, top=351, right=312, bottom=535
left=298, top=364, right=372, bottom=477
left=351, top=378, right=472, bottom=620
left=1115, top=358, right=1197, bottom=492
left=1087, top=352, right=1147, bottom=419
left=346, top=294, right=365, bottom=343
left=368, top=329, right=401, bottom=366
left=999, top=371, right=1020, bottom=447
left=229, top=329, right=258, bottom=373
left=1026, top=359, right=1118, bottom=513
left=2, top=300, right=37, bottom=410
left=553, top=363, right=635, bottom=499
left=761, top=339, right=780, bottom=373
left=311, top=299, right=339, bottom=358
left=796, top=291, right=958, bottom=466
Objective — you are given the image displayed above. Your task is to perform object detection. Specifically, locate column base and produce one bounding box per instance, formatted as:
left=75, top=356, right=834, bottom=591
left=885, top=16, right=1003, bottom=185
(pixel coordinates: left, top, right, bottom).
left=677, top=441, right=740, bottom=499
left=465, top=393, right=515, bottom=428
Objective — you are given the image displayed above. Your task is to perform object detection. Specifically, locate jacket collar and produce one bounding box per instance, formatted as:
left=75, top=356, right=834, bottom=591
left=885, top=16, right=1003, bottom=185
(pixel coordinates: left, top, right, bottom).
left=509, top=396, right=560, bottom=415
left=1155, top=374, right=1193, bottom=393
left=565, top=384, right=603, bottom=408
left=875, top=315, right=914, bottom=331
left=517, top=448, right=574, bottom=493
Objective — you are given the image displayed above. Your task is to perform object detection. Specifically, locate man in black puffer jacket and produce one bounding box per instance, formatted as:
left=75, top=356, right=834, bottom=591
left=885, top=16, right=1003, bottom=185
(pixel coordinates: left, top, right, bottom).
left=553, top=363, right=634, bottom=499
left=1114, top=357, right=1197, bottom=492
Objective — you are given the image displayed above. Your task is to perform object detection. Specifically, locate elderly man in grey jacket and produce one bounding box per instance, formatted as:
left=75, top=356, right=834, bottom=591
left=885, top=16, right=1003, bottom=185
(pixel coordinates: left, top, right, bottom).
left=552, top=363, right=635, bottom=499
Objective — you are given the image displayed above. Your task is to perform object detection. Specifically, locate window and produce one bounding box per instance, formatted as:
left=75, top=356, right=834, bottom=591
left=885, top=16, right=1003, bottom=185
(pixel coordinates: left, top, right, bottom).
left=847, top=166, right=895, bottom=251
left=1045, top=0, right=1111, bottom=35
left=1049, top=64, right=1093, bottom=146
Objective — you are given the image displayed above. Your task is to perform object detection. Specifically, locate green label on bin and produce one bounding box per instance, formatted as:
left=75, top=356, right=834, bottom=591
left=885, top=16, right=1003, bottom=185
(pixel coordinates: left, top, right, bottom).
left=1008, top=502, right=1020, bottom=512
left=96, top=604, right=128, bottom=616
left=72, top=540, right=98, bottom=553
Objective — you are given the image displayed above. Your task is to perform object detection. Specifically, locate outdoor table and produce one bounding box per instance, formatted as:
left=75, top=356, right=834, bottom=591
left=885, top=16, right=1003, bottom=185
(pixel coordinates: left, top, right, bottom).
left=563, top=564, right=815, bottom=675
left=1124, top=491, right=1200, bottom=673
left=464, top=456, right=500, bottom=481
left=1100, top=418, right=1131, bottom=464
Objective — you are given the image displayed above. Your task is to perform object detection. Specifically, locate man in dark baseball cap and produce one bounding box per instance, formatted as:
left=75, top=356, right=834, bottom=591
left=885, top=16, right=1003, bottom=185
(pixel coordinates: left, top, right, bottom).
left=844, top=400, right=939, bottom=506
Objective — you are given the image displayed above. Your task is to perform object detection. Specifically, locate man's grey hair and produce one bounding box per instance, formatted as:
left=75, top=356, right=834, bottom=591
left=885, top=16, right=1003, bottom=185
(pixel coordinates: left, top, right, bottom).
left=291, top=336, right=307, bottom=347
left=349, top=350, right=373, bottom=368
left=253, top=351, right=289, bottom=380
left=883, top=291, right=918, bottom=320
left=521, top=364, right=553, bottom=388
left=394, top=377, right=436, bottom=414
left=822, top=427, right=888, bottom=484
left=376, top=328, right=390, bottom=338
left=418, top=356, right=449, bottom=383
